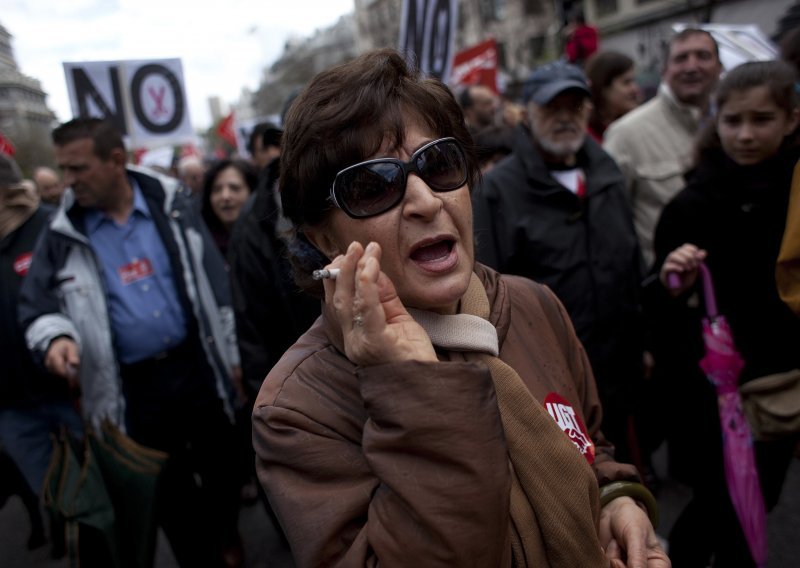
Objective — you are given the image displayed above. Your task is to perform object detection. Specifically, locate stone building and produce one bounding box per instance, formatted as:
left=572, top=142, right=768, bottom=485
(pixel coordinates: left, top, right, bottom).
left=585, top=0, right=797, bottom=82
left=250, top=14, right=359, bottom=119
left=0, top=22, right=57, bottom=173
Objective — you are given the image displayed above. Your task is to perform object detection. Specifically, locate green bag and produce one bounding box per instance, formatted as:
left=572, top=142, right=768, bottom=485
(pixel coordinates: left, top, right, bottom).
left=44, top=429, right=119, bottom=567
left=44, top=423, right=168, bottom=568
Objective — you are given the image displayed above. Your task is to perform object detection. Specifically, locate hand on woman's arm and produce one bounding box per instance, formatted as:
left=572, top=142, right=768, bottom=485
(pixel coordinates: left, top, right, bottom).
left=599, top=496, right=671, bottom=568
left=322, top=240, right=437, bottom=366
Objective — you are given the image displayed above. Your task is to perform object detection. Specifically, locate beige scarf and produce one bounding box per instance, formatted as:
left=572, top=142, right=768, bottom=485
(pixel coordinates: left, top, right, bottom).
left=0, top=184, right=39, bottom=239
left=409, top=273, right=606, bottom=567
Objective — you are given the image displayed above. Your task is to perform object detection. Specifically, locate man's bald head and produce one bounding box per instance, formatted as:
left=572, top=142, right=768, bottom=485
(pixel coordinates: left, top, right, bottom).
left=33, top=166, right=63, bottom=205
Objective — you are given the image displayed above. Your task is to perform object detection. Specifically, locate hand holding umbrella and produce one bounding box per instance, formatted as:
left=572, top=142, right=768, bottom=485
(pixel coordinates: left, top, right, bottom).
left=665, top=251, right=768, bottom=567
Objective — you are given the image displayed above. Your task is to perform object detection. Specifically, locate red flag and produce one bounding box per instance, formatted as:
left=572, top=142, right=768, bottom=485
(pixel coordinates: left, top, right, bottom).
left=0, top=131, right=16, bottom=157
left=450, top=38, right=499, bottom=94
left=217, top=113, right=237, bottom=148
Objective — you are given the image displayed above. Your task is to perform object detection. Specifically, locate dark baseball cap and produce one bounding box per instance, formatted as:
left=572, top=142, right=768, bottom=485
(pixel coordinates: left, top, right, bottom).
left=523, top=61, right=591, bottom=105
left=0, top=153, right=24, bottom=189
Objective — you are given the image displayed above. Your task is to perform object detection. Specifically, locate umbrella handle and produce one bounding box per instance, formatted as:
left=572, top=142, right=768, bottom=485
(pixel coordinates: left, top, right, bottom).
left=666, top=263, right=718, bottom=319
left=698, top=263, right=718, bottom=319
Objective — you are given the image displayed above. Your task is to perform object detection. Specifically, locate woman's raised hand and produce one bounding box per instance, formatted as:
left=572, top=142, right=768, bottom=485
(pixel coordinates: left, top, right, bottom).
left=322, top=241, right=438, bottom=367
left=659, top=243, right=707, bottom=297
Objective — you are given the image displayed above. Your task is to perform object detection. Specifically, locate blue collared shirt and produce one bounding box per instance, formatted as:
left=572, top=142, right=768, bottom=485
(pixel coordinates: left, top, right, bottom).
left=85, top=179, right=187, bottom=364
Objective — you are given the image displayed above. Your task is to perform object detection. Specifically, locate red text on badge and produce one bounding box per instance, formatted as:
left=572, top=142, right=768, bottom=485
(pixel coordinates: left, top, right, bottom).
left=119, top=258, right=154, bottom=285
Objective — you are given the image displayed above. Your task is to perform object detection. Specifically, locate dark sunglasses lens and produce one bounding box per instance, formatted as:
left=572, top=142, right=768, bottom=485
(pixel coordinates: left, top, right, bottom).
left=338, top=162, right=405, bottom=217
left=417, top=141, right=467, bottom=190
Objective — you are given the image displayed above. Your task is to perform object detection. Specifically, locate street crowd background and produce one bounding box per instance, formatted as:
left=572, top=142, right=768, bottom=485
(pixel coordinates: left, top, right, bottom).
left=1, top=2, right=800, bottom=568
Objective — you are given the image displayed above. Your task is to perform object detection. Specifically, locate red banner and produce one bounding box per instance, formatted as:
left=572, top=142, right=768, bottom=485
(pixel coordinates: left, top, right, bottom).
left=450, top=38, right=498, bottom=94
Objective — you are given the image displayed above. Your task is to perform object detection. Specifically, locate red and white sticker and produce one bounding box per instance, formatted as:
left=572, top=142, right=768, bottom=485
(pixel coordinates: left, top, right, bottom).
left=118, top=258, right=154, bottom=285
left=544, top=392, right=595, bottom=464
left=13, top=252, right=33, bottom=276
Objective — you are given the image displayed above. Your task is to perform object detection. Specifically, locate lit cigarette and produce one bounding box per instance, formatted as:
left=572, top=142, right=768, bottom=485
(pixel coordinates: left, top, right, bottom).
left=312, top=268, right=340, bottom=280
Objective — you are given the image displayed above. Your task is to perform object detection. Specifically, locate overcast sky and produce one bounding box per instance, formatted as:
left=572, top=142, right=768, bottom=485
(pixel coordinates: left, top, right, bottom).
left=3, top=0, right=354, bottom=130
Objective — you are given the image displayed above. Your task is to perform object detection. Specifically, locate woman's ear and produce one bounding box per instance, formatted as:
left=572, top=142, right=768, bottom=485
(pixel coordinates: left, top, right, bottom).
left=304, top=225, right=340, bottom=260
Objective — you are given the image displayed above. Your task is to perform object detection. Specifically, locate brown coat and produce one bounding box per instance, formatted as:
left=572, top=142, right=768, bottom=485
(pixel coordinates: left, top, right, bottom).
left=253, top=264, right=638, bottom=567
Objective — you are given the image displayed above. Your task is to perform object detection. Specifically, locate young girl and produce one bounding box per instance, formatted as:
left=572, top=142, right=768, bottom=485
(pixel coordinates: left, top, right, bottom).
left=650, top=60, right=800, bottom=567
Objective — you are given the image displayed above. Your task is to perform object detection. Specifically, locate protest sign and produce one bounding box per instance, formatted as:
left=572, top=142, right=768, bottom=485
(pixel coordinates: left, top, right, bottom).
left=399, top=0, right=458, bottom=82
left=63, top=58, right=194, bottom=149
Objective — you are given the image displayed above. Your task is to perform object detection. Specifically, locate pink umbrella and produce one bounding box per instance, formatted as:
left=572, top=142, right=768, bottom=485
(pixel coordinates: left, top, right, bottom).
left=670, top=264, right=767, bottom=566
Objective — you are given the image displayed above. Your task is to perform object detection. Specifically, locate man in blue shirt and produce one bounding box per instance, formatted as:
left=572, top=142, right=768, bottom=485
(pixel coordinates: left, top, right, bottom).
left=19, top=118, right=243, bottom=567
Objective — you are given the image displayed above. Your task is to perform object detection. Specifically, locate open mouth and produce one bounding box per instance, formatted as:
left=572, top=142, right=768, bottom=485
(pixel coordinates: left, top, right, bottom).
left=410, top=238, right=455, bottom=262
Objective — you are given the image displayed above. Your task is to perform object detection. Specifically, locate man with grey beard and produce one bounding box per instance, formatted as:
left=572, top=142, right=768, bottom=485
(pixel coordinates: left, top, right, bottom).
left=472, top=61, right=646, bottom=465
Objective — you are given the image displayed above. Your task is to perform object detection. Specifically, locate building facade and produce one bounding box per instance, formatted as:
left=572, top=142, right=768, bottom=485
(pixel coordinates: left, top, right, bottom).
left=585, top=0, right=796, bottom=77
left=249, top=14, right=359, bottom=120
left=0, top=23, right=57, bottom=173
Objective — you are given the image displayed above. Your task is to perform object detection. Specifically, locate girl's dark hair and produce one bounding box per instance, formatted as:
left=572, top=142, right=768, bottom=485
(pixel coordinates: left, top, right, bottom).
left=200, top=159, right=257, bottom=247
left=279, top=48, right=479, bottom=293
left=584, top=51, right=635, bottom=133
left=695, top=60, right=799, bottom=164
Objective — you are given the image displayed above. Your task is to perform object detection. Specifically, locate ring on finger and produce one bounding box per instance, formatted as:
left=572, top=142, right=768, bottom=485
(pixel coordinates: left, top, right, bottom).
left=352, top=313, right=365, bottom=327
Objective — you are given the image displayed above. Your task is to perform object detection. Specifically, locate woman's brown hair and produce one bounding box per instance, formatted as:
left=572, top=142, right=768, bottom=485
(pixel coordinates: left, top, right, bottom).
left=584, top=51, right=634, bottom=133
left=279, top=48, right=479, bottom=292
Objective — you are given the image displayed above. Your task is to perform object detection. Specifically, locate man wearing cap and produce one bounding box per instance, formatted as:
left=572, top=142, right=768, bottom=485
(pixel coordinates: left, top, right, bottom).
left=473, top=60, right=645, bottom=464
left=1, top=154, right=82, bottom=550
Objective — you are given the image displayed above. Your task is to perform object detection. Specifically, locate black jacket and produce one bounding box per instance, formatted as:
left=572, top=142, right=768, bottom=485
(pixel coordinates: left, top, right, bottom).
left=652, top=144, right=800, bottom=384
left=473, top=125, right=644, bottom=409
left=648, top=141, right=800, bottom=491
left=228, top=159, right=320, bottom=397
left=1, top=204, right=69, bottom=407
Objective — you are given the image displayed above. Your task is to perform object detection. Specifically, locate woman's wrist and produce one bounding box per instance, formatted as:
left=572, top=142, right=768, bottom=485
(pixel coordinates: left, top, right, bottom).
left=599, top=481, right=659, bottom=528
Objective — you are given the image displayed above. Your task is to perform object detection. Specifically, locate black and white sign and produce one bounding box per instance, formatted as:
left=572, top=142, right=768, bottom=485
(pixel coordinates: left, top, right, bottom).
left=398, top=0, right=457, bottom=82
left=63, top=58, right=194, bottom=148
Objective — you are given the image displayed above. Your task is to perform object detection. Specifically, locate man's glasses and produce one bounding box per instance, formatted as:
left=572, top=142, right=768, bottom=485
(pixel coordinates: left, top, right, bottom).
left=329, top=137, right=468, bottom=219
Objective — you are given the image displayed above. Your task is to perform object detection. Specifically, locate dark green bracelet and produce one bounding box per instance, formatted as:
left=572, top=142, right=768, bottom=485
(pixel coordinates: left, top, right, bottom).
left=599, top=481, right=659, bottom=529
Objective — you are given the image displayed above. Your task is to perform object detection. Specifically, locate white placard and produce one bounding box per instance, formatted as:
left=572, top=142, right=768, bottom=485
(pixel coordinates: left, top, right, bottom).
left=63, top=58, right=194, bottom=149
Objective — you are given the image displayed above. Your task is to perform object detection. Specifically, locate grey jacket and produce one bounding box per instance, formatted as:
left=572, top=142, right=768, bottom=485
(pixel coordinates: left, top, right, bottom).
left=19, top=166, right=239, bottom=428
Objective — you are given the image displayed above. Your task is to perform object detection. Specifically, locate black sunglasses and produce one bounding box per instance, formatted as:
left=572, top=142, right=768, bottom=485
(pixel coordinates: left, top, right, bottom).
left=329, top=137, right=468, bottom=219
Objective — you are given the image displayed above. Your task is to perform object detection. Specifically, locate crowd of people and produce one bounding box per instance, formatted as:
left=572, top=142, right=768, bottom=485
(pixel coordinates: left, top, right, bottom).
left=1, top=18, right=799, bottom=568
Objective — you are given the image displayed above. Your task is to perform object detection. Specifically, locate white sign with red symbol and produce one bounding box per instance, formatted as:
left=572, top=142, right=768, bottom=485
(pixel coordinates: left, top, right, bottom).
left=544, top=392, right=595, bottom=464
left=118, top=258, right=154, bottom=285
left=13, top=252, right=33, bottom=276
left=63, top=58, right=193, bottom=149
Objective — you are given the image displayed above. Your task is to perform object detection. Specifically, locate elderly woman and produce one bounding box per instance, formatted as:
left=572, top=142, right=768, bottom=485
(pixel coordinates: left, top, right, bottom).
left=253, top=49, right=669, bottom=568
